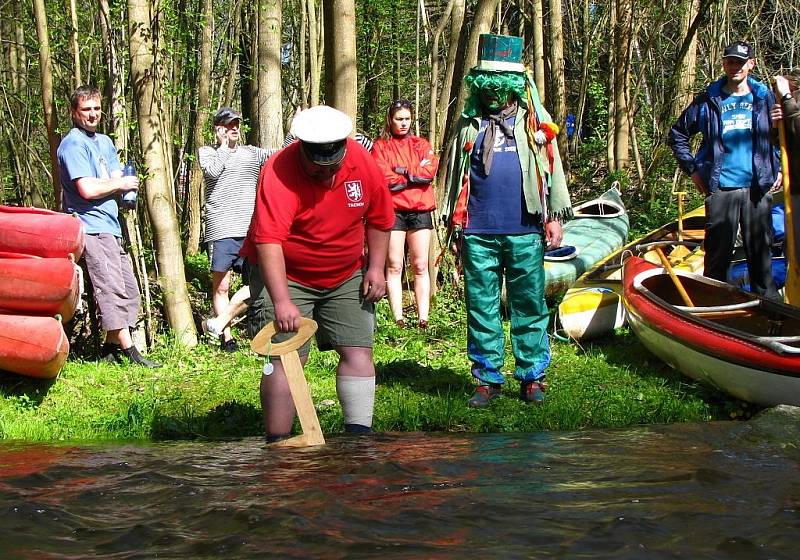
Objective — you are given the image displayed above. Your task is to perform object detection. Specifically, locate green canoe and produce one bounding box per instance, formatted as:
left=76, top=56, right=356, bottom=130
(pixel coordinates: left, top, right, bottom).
left=544, top=186, right=629, bottom=297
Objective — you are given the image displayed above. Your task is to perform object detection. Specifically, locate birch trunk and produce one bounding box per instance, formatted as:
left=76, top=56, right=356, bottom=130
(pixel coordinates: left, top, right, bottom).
left=32, top=0, right=61, bottom=208
left=128, top=0, right=197, bottom=346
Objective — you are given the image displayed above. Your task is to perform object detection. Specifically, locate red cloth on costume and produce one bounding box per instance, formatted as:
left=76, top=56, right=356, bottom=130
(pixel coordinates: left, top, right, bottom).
left=371, top=134, right=439, bottom=211
left=241, top=139, right=394, bottom=289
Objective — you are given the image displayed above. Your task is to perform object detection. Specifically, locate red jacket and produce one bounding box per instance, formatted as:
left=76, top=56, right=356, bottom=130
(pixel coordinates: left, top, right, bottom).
left=372, top=134, right=439, bottom=212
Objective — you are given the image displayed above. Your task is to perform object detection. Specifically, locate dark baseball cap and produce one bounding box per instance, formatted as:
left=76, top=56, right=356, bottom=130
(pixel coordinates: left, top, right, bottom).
left=722, top=41, right=753, bottom=60
left=213, top=106, right=242, bottom=125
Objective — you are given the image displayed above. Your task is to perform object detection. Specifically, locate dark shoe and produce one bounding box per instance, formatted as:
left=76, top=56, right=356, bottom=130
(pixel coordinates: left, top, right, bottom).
left=100, top=342, right=122, bottom=363
left=265, top=433, right=292, bottom=444
left=395, top=319, right=406, bottom=328
left=344, top=423, right=372, bottom=434
left=468, top=384, right=501, bottom=408
left=520, top=380, right=546, bottom=404
left=220, top=338, right=239, bottom=353
left=418, top=320, right=428, bottom=329
left=121, top=345, right=162, bottom=369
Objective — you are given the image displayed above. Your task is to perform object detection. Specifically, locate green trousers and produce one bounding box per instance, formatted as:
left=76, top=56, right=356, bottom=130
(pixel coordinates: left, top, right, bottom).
left=463, top=233, right=551, bottom=385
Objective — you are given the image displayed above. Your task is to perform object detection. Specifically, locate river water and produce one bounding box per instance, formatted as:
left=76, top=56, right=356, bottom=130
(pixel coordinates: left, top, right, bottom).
left=1, top=407, right=799, bottom=559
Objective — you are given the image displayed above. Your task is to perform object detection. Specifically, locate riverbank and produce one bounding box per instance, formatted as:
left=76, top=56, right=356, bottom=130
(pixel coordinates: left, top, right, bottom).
left=0, top=298, right=748, bottom=441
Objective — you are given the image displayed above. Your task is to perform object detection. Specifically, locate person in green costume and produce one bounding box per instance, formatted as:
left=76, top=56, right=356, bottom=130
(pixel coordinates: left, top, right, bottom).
left=441, top=34, right=572, bottom=408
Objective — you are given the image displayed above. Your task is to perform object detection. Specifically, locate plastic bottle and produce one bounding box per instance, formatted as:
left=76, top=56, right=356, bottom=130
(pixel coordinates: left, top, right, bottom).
left=121, top=160, right=138, bottom=209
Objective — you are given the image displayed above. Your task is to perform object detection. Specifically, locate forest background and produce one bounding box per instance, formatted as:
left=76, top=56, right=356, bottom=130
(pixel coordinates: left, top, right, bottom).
left=1, top=0, right=799, bottom=349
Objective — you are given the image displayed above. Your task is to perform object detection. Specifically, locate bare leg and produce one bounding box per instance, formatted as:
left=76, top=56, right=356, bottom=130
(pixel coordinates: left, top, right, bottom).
left=207, top=285, right=250, bottom=334
left=260, top=354, right=309, bottom=436
left=386, top=230, right=407, bottom=323
left=211, top=270, right=233, bottom=342
left=406, top=228, right=432, bottom=323
left=106, top=327, right=132, bottom=348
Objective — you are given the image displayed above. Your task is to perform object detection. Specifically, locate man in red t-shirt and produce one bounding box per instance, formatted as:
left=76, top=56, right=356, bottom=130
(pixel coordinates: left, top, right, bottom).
left=241, top=105, right=395, bottom=441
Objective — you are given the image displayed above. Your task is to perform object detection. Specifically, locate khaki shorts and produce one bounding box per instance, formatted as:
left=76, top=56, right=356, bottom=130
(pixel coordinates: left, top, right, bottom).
left=247, top=266, right=375, bottom=357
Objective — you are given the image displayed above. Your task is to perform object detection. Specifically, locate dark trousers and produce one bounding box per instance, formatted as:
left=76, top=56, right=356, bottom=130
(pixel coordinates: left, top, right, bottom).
left=704, top=188, right=776, bottom=298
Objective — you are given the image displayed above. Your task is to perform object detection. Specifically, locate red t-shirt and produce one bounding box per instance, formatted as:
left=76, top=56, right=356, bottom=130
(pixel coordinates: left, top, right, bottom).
left=241, top=139, right=395, bottom=289
left=371, top=134, right=439, bottom=212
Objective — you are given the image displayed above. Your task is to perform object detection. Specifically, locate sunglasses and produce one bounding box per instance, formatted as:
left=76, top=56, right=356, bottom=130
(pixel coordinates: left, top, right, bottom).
left=391, top=99, right=412, bottom=110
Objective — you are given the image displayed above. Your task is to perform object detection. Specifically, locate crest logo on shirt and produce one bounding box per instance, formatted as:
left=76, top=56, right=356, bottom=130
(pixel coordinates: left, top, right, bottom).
left=345, top=181, right=363, bottom=203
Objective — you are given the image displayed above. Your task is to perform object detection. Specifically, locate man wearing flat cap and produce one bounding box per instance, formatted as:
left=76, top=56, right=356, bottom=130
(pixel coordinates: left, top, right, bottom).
left=199, top=107, right=278, bottom=352
left=241, top=105, right=394, bottom=442
left=670, top=41, right=782, bottom=298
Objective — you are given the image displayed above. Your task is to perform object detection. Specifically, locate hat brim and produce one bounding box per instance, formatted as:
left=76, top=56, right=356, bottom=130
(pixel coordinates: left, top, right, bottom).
left=302, top=141, right=346, bottom=166
left=215, top=117, right=241, bottom=125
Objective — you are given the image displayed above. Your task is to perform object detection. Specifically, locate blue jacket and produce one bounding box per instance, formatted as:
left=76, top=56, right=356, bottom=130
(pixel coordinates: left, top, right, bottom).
left=668, top=76, right=779, bottom=195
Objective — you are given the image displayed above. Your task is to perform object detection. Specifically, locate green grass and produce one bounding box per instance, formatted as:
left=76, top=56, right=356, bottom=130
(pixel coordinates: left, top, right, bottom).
left=0, top=288, right=746, bottom=442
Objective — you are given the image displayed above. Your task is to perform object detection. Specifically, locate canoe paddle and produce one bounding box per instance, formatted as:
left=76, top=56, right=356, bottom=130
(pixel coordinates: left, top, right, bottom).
left=251, top=317, right=325, bottom=448
left=654, top=246, right=696, bottom=307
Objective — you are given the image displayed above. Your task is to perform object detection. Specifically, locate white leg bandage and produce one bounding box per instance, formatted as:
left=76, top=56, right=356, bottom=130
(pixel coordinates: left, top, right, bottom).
left=336, top=375, right=375, bottom=427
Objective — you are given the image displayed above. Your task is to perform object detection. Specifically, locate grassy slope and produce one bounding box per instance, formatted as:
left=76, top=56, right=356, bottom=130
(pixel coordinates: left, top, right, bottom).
left=0, top=291, right=748, bottom=442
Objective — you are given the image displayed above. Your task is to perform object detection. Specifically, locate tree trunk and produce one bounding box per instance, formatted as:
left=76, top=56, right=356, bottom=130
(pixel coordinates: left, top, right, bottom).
left=612, top=0, right=632, bottom=172
left=306, top=0, right=322, bottom=107
left=256, top=0, right=284, bottom=146
left=434, top=0, right=465, bottom=152
left=548, top=0, right=567, bottom=157
left=428, top=0, right=456, bottom=150
left=668, top=0, right=702, bottom=123
left=128, top=0, right=197, bottom=347
left=32, top=0, right=61, bottom=209
left=532, top=0, right=545, bottom=104
left=186, top=0, right=213, bottom=256
left=323, top=0, right=357, bottom=121
left=69, top=0, right=81, bottom=88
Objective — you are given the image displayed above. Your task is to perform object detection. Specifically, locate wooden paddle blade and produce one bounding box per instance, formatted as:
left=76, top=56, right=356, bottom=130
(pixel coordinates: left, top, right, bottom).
left=281, top=351, right=325, bottom=446
left=269, top=434, right=324, bottom=448
left=251, top=317, right=318, bottom=356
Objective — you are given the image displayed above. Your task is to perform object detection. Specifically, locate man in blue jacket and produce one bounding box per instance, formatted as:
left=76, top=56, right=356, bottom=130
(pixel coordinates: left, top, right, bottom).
left=669, top=41, right=782, bottom=298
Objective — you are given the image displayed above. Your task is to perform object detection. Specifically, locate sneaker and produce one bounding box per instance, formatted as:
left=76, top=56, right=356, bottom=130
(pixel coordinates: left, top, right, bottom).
left=202, top=317, right=223, bottom=339
left=520, top=380, right=546, bottom=404
left=468, top=384, right=501, bottom=408
left=418, top=320, right=429, bottom=330
left=395, top=319, right=406, bottom=328
left=221, top=339, right=239, bottom=353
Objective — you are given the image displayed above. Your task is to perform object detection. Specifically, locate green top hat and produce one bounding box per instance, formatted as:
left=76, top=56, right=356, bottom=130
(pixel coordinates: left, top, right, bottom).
left=474, top=34, right=525, bottom=73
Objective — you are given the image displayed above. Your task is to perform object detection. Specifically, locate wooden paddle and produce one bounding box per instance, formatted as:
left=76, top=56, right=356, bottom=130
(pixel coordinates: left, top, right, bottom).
left=251, top=317, right=325, bottom=448
left=773, top=77, right=798, bottom=305
left=654, top=246, right=695, bottom=307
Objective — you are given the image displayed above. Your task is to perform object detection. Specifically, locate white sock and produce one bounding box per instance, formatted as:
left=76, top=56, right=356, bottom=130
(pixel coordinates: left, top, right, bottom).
left=336, top=375, right=375, bottom=427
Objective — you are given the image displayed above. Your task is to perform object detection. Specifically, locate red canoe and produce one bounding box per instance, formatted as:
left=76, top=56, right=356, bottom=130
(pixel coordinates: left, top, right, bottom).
left=0, top=253, right=81, bottom=322
left=622, top=256, right=800, bottom=406
left=0, top=314, right=69, bottom=379
left=0, top=205, right=84, bottom=260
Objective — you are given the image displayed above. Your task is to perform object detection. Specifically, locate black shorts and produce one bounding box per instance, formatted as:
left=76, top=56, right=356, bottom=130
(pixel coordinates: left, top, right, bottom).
left=393, top=210, right=434, bottom=231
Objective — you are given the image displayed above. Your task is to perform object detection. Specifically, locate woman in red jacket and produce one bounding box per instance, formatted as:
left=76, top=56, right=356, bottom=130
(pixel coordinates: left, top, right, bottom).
left=372, top=99, right=439, bottom=328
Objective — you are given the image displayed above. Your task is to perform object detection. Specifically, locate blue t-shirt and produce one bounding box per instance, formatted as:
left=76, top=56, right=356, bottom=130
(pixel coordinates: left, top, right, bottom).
left=57, top=127, right=122, bottom=236
left=719, top=91, right=754, bottom=189
left=466, top=115, right=540, bottom=235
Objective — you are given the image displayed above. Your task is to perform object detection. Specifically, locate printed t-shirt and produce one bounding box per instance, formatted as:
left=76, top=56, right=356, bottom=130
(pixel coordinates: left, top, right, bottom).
left=242, top=139, right=395, bottom=289
left=466, top=115, right=540, bottom=235
left=719, top=91, right=754, bottom=189
left=57, top=127, right=123, bottom=236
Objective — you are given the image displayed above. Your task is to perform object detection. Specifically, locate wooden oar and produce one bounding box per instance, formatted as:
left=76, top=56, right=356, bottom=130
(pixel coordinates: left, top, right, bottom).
left=773, top=78, right=799, bottom=305
left=251, top=318, right=325, bottom=448
left=654, top=246, right=695, bottom=307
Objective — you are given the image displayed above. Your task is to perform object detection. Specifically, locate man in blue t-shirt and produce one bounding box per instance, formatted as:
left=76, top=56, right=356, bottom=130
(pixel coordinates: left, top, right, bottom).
left=669, top=41, right=782, bottom=298
left=57, top=85, right=160, bottom=367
